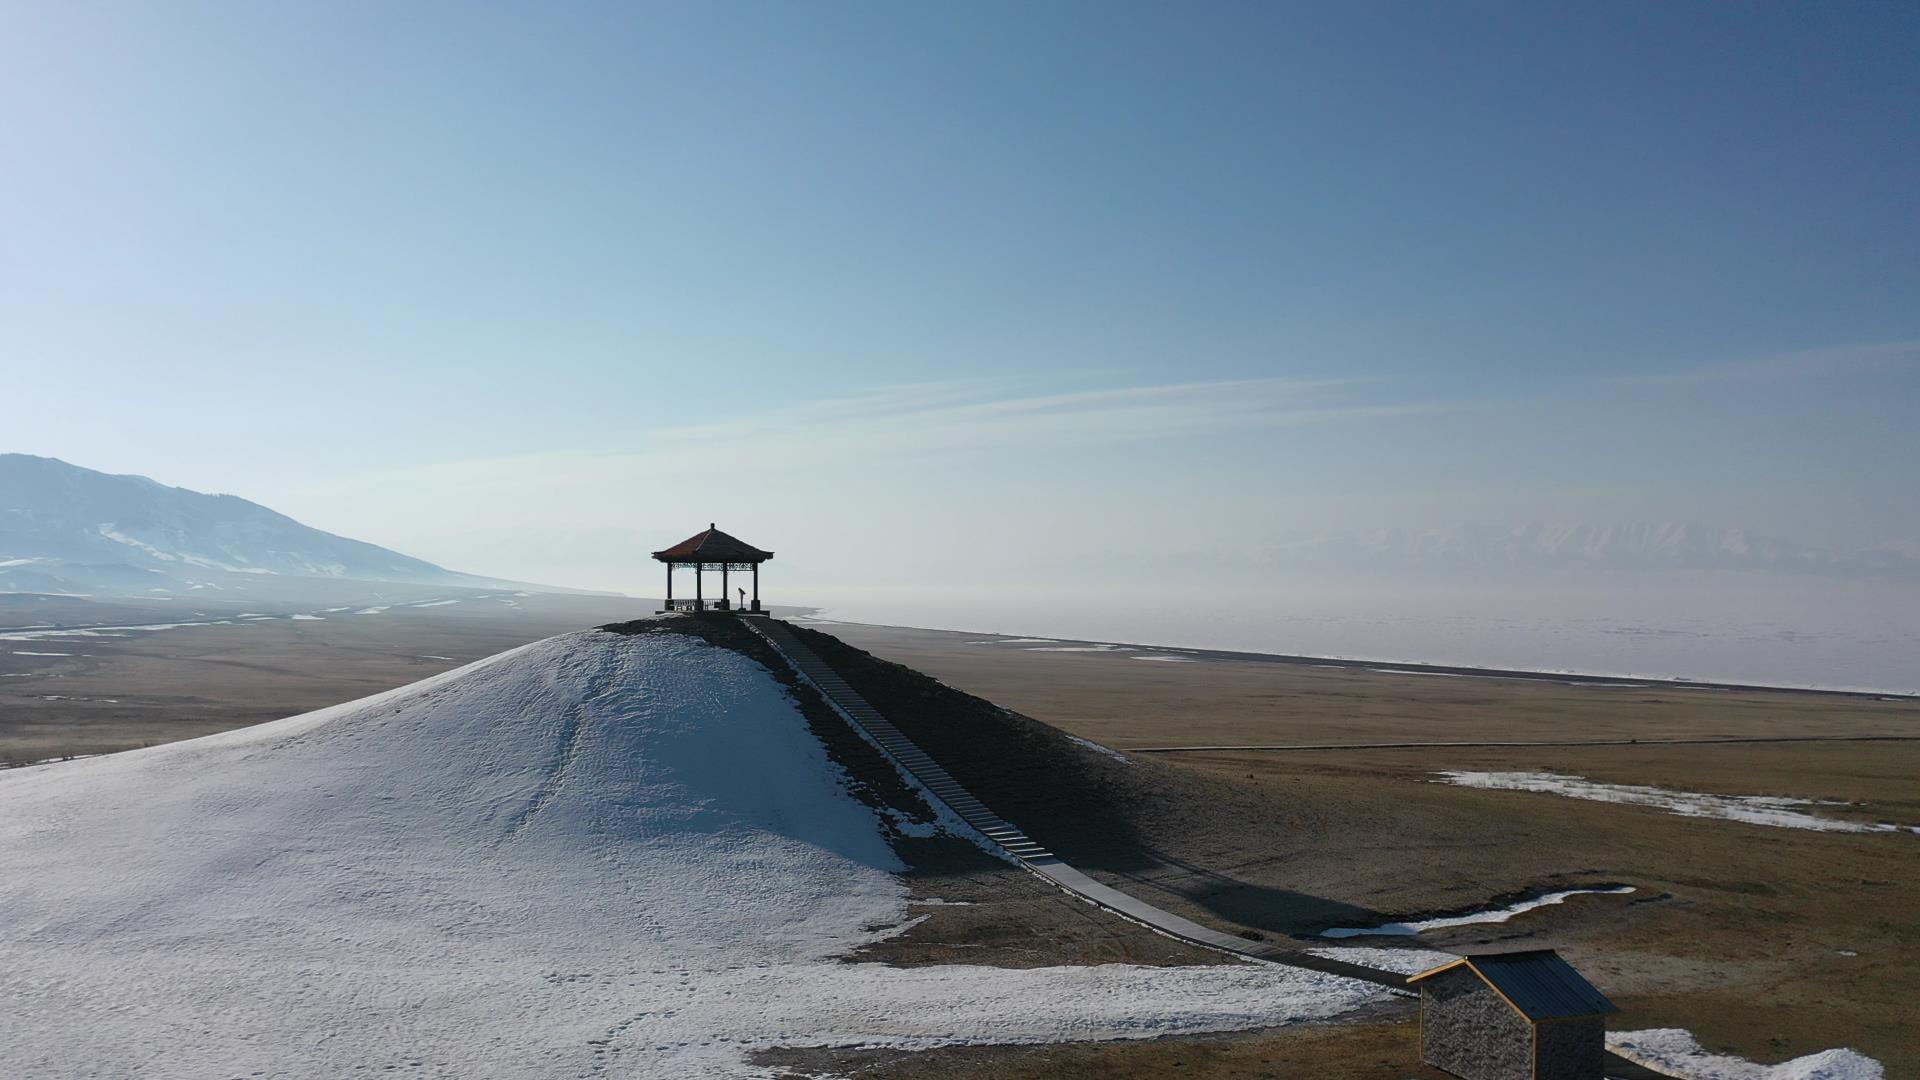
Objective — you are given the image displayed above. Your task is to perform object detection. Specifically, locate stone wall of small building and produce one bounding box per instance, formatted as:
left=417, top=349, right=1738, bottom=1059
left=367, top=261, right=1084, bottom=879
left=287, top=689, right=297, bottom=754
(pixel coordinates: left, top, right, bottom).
left=1533, top=1016, right=1606, bottom=1080
left=1421, top=968, right=1533, bottom=1080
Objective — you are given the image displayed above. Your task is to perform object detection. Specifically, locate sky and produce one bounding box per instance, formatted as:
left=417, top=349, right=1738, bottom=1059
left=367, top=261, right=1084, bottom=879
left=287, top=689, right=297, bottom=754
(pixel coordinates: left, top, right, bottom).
left=3, top=2, right=1918, bottom=594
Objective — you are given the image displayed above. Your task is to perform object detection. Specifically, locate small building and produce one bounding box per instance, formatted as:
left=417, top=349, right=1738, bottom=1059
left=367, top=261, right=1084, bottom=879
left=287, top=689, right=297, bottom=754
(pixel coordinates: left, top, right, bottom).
left=1406, top=949, right=1617, bottom=1080
left=652, top=524, right=774, bottom=614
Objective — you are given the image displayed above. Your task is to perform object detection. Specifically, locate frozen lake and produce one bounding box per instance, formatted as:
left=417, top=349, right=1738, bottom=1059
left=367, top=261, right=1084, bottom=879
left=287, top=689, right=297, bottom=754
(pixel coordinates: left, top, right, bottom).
left=799, top=579, right=1920, bottom=696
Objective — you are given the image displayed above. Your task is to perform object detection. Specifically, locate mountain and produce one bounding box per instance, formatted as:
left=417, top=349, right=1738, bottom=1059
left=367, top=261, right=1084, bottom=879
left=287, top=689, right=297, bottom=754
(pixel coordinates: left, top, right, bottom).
left=0, top=454, right=554, bottom=596
left=1261, top=522, right=1920, bottom=580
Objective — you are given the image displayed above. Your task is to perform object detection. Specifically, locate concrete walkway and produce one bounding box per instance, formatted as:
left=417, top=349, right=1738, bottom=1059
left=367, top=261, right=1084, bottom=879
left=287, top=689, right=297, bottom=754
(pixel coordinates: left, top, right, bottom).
left=741, top=616, right=1672, bottom=1079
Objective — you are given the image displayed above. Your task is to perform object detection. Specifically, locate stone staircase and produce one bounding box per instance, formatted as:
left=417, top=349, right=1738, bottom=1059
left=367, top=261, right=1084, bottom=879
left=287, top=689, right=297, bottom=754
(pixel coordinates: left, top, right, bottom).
left=742, top=616, right=1060, bottom=865
left=739, top=617, right=1405, bottom=981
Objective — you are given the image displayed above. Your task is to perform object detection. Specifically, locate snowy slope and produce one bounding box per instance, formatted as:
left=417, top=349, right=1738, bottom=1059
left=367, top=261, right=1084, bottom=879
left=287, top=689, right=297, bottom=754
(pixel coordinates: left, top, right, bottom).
left=0, top=630, right=1382, bottom=1078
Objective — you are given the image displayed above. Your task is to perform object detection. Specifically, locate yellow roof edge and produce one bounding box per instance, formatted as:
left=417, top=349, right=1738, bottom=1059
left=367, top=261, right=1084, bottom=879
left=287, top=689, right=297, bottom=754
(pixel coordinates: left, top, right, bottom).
left=1403, top=958, right=1528, bottom=1021
left=1406, top=958, right=1614, bottom=1023
left=1404, top=957, right=1471, bottom=983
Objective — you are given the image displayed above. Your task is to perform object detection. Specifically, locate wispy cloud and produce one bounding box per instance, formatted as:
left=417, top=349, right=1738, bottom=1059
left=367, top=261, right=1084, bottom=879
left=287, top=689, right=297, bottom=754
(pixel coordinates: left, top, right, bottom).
left=304, top=374, right=1457, bottom=517
left=1606, top=340, right=1920, bottom=388
left=638, top=374, right=1449, bottom=467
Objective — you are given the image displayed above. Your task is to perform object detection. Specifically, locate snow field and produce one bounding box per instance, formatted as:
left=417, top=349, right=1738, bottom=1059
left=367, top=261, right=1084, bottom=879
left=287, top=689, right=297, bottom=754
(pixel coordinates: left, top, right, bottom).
left=1439, top=771, right=1919, bottom=834
left=1307, top=946, right=1460, bottom=975
left=1609, top=1029, right=1884, bottom=1079
left=1318, top=886, right=1635, bottom=938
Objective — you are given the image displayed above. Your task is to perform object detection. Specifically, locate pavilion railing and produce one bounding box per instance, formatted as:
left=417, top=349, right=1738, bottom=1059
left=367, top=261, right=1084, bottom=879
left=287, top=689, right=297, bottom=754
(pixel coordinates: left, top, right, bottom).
left=664, top=599, right=743, bottom=612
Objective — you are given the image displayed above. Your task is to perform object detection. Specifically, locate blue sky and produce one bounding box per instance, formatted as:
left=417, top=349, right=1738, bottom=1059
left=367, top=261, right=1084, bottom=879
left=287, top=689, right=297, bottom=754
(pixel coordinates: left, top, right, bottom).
left=3, top=2, right=1917, bottom=591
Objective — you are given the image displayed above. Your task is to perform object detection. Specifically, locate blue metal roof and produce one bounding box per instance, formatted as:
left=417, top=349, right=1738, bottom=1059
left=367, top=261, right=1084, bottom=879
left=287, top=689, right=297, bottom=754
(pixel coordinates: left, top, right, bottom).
left=1409, top=949, right=1618, bottom=1021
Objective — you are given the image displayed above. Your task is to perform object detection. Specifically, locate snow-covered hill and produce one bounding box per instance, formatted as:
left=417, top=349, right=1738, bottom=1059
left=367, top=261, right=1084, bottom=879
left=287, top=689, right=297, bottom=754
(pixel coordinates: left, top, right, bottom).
left=0, top=629, right=1379, bottom=1077
left=1264, top=522, right=1920, bottom=580
left=0, top=454, right=556, bottom=595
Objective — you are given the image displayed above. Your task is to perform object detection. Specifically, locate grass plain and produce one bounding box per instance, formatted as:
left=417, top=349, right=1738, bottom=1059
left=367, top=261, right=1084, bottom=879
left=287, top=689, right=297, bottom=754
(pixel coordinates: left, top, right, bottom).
left=820, top=620, right=1920, bottom=1074
left=0, top=591, right=643, bottom=763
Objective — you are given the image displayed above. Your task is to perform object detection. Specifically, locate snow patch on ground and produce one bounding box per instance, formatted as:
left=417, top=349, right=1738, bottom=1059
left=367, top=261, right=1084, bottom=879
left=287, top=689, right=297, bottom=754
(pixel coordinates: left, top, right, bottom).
left=0, top=630, right=1385, bottom=1077
left=1608, top=1028, right=1884, bottom=1079
left=0, top=621, right=229, bottom=641
left=1066, top=734, right=1136, bottom=764
left=1439, top=771, right=1919, bottom=834
left=1308, top=946, right=1458, bottom=975
left=94, top=525, right=182, bottom=563
left=1024, top=644, right=1123, bottom=652
left=1131, top=654, right=1196, bottom=662
left=290, top=614, right=325, bottom=621
left=1319, top=886, right=1634, bottom=938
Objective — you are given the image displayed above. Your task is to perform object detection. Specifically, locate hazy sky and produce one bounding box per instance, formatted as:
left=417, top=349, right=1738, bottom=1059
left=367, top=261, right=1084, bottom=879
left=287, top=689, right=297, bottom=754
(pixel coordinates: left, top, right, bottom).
left=4, top=2, right=1917, bottom=592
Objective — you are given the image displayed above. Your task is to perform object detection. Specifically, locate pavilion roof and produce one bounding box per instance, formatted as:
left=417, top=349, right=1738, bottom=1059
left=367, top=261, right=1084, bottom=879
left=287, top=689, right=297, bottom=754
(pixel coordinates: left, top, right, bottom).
left=651, top=524, right=775, bottom=564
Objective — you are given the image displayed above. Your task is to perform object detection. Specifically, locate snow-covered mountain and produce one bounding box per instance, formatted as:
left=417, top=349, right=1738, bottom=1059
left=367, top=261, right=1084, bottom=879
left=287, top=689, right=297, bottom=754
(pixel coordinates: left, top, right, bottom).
left=1264, top=522, right=1920, bottom=579
left=0, top=454, right=538, bottom=595
left=0, top=629, right=1364, bottom=1076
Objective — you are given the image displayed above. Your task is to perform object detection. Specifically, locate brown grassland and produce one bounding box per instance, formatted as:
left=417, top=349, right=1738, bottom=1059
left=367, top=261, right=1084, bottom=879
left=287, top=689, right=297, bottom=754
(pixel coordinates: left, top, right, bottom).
left=818, top=620, right=1920, bottom=1075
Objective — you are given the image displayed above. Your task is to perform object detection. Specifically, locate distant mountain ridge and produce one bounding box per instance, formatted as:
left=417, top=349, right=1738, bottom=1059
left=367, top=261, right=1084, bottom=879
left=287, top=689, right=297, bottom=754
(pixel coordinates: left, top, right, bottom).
left=1264, top=522, right=1920, bottom=580
left=0, top=454, right=563, bottom=596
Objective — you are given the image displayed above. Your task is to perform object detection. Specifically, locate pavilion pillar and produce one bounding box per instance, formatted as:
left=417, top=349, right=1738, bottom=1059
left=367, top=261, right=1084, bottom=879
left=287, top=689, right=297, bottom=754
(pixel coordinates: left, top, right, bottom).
left=665, top=562, right=673, bottom=607
left=722, top=563, right=730, bottom=610
left=695, top=562, right=703, bottom=610
left=752, top=564, right=760, bottom=612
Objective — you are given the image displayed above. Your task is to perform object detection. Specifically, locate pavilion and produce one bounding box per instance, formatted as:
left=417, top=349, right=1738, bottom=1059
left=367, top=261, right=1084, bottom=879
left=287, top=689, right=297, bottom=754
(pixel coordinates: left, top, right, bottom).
left=652, top=524, right=774, bottom=614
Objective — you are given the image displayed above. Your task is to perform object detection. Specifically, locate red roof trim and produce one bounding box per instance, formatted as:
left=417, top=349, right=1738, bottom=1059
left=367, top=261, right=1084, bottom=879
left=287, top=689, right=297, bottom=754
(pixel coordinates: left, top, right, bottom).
left=651, top=524, right=774, bottom=563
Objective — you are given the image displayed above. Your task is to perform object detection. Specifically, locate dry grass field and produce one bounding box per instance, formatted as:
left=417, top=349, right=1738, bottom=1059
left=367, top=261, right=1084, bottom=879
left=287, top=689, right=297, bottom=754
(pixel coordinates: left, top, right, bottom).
left=820, top=620, right=1920, bottom=1073
left=0, top=592, right=644, bottom=763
